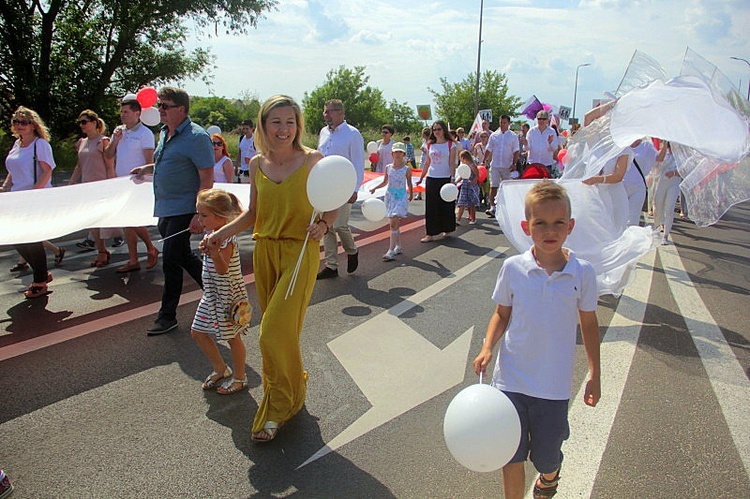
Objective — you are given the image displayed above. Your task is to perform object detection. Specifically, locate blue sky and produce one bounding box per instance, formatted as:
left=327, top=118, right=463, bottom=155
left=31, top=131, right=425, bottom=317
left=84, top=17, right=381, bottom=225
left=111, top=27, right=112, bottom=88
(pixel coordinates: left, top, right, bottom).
left=183, top=0, right=750, bottom=125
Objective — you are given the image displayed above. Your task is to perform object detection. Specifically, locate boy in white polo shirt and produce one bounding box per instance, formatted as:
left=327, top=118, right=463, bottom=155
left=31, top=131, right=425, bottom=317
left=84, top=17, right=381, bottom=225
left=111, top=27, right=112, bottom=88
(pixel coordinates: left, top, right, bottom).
left=474, top=180, right=601, bottom=499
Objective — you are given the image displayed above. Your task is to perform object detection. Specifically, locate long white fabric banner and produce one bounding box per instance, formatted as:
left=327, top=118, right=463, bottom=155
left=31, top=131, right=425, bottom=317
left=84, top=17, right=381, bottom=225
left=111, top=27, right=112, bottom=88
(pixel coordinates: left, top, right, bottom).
left=1, top=176, right=252, bottom=245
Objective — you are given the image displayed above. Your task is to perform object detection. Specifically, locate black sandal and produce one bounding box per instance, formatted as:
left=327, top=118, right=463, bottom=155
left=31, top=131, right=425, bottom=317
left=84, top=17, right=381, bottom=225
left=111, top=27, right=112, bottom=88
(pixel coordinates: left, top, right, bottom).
left=533, top=468, right=561, bottom=498
left=54, top=247, right=66, bottom=266
left=10, top=263, right=29, bottom=272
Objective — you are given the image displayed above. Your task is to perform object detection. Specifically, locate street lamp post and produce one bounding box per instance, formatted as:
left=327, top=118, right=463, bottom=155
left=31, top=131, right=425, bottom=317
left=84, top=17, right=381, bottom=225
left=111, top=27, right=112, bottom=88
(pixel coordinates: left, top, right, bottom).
left=730, top=56, right=750, bottom=101
left=473, top=0, right=484, bottom=118
left=572, top=63, right=591, bottom=123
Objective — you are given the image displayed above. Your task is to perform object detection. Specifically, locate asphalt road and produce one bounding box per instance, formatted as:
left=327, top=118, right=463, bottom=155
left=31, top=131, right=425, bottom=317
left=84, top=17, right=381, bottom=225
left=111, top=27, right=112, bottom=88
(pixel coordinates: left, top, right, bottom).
left=1, top=197, right=748, bottom=498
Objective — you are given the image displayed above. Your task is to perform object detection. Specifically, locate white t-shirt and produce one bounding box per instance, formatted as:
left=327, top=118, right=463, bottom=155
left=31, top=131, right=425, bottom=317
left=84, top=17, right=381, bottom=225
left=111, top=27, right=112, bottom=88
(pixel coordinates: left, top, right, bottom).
left=485, top=129, right=519, bottom=169
left=491, top=249, right=598, bottom=400
left=526, top=126, right=559, bottom=166
left=426, top=141, right=453, bottom=178
left=623, top=141, right=657, bottom=194
left=5, top=138, right=56, bottom=191
left=238, top=135, right=256, bottom=172
left=115, top=122, right=155, bottom=177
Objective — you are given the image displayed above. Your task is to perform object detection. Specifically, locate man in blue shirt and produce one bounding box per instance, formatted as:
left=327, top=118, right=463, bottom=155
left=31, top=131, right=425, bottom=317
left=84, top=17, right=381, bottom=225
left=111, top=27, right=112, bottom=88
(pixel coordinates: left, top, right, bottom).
left=131, top=87, right=214, bottom=335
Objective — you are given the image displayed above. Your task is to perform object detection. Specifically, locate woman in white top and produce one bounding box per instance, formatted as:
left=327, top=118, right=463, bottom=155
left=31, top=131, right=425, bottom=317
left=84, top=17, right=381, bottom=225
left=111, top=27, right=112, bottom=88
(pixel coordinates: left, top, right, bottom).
left=416, top=120, right=458, bottom=242
left=211, top=134, right=235, bottom=183
left=1, top=107, right=56, bottom=298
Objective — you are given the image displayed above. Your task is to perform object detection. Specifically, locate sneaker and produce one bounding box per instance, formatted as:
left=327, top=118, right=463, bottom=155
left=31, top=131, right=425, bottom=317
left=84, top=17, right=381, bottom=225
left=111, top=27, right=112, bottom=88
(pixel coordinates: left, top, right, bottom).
left=393, top=245, right=403, bottom=255
left=147, top=318, right=178, bottom=336
left=661, top=236, right=670, bottom=245
left=347, top=251, right=359, bottom=274
left=469, top=220, right=476, bottom=225
left=111, top=237, right=125, bottom=247
left=0, top=469, right=13, bottom=499
left=316, top=266, right=338, bottom=280
left=383, top=250, right=396, bottom=261
left=76, top=238, right=96, bottom=250
left=486, top=209, right=495, bottom=218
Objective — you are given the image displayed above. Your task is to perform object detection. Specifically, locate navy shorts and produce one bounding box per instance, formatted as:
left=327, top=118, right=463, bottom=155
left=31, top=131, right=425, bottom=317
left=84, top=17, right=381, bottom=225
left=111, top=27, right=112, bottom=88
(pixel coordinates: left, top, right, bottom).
left=504, top=391, right=570, bottom=474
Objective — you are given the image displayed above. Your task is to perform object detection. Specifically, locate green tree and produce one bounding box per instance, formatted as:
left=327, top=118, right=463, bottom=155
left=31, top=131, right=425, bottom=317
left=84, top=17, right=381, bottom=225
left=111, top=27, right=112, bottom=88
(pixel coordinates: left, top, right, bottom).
left=302, top=66, right=420, bottom=137
left=429, top=70, right=522, bottom=130
left=0, top=0, right=275, bottom=138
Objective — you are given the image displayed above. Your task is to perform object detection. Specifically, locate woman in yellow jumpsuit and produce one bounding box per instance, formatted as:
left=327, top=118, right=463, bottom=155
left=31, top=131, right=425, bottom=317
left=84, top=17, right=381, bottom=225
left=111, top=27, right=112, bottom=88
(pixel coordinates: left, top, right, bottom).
left=205, top=95, right=337, bottom=442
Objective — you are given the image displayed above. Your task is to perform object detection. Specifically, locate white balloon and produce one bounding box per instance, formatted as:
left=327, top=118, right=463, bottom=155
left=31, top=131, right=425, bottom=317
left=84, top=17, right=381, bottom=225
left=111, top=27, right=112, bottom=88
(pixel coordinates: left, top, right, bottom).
left=206, top=125, right=222, bottom=136
left=307, top=155, right=357, bottom=212
left=457, top=163, right=471, bottom=179
left=440, top=183, right=458, bottom=202
left=443, top=384, right=521, bottom=473
left=366, top=141, right=378, bottom=154
left=140, top=107, right=161, bottom=127
left=361, top=198, right=387, bottom=221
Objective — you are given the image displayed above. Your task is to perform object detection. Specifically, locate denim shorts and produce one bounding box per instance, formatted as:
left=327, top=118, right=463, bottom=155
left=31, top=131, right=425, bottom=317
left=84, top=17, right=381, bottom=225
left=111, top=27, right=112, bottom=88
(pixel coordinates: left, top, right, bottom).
left=504, top=391, right=570, bottom=473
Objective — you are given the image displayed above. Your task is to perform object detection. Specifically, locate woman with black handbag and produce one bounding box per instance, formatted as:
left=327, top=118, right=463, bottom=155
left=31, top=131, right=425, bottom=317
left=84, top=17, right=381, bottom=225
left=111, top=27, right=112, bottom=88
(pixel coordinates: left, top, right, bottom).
left=1, top=107, right=57, bottom=298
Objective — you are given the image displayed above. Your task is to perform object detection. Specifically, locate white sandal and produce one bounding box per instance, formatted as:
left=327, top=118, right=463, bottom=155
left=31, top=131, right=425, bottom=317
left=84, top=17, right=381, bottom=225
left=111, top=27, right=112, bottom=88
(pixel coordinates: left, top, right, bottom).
left=216, top=377, right=248, bottom=395
left=202, top=366, right=232, bottom=390
left=252, top=421, right=281, bottom=443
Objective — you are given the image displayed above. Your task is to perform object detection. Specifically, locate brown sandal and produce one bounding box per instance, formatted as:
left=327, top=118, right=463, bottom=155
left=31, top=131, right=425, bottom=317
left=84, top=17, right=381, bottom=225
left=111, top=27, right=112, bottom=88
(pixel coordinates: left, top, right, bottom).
left=91, top=250, right=111, bottom=268
left=24, top=283, right=50, bottom=299
left=533, top=468, right=561, bottom=498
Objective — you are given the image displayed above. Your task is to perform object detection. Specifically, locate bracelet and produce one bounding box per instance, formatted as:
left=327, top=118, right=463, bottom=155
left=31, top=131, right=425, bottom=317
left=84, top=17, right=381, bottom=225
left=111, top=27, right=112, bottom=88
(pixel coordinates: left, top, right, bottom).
left=602, top=175, right=607, bottom=184
left=318, top=219, right=329, bottom=235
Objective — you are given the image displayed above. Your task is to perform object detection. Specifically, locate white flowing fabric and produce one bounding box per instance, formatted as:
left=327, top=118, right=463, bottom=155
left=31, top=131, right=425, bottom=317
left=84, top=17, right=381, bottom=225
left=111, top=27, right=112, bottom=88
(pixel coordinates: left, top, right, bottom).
left=495, top=180, right=654, bottom=296
left=0, top=176, right=251, bottom=245
left=610, top=76, right=750, bottom=162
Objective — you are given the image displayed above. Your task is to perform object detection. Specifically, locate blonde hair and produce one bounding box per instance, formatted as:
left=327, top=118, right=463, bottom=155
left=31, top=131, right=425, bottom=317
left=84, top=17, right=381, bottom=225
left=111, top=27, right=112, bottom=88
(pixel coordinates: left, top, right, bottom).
left=459, top=150, right=474, bottom=164
left=524, top=180, right=571, bottom=219
left=11, top=106, right=51, bottom=141
left=196, top=188, right=243, bottom=222
left=78, top=109, right=107, bottom=135
left=254, top=95, right=305, bottom=155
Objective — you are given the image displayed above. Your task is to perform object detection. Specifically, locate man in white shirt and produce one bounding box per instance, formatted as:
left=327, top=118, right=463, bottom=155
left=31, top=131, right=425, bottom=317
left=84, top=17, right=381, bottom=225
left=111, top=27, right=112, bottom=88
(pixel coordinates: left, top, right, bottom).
left=482, top=114, right=519, bottom=216
left=526, top=110, right=559, bottom=175
left=316, top=99, right=365, bottom=279
left=104, top=96, right=159, bottom=273
left=237, top=119, right=256, bottom=184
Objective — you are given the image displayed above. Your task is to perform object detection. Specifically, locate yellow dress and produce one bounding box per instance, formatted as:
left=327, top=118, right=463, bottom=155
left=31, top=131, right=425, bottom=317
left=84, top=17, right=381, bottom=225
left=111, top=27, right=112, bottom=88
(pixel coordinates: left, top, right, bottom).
left=251, top=153, right=319, bottom=433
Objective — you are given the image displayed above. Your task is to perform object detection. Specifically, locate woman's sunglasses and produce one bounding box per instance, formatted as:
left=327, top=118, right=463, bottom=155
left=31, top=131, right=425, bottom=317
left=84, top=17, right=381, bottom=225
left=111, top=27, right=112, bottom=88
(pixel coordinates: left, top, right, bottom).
left=212, top=141, right=223, bottom=147
left=12, top=119, right=32, bottom=126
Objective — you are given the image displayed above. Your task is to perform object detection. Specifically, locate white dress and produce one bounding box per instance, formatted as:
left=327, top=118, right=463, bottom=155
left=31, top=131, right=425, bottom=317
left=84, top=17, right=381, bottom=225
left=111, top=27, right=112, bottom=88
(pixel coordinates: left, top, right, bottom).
left=385, top=164, right=409, bottom=218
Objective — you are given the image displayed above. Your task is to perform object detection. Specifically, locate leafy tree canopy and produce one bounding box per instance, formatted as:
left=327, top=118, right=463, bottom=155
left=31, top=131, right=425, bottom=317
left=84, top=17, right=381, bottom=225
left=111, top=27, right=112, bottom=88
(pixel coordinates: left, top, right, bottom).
left=0, top=0, right=276, bottom=139
left=302, top=66, right=421, bottom=137
left=190, top=95, right=261, bottom=132
left=429, top=70, right=522, bottom=131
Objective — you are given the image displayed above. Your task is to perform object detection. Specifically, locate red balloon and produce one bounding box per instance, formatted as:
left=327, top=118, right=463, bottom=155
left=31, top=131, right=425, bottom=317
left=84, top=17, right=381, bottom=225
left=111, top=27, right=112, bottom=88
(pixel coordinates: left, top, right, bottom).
left=557, top=148, right=568, bottom=163
left=136, top=87, right=158, bottom=108
left=477, top=165, right=488, bottom=183
left=369, top=152, right=379, bottom=164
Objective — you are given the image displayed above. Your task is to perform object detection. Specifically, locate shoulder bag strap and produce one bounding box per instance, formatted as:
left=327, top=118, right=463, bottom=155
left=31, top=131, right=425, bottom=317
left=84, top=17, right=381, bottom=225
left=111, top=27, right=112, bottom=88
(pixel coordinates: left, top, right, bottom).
left=632, top=158, right=647, bottom=187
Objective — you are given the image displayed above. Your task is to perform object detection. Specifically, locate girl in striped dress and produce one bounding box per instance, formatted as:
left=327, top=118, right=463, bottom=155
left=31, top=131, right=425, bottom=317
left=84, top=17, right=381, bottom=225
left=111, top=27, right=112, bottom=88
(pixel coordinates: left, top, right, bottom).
left=191, top=188, right=250, bottom=395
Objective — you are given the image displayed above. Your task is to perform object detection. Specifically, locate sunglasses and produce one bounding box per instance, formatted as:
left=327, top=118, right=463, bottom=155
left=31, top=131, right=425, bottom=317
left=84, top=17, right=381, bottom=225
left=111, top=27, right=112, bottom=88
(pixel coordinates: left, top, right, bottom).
left=157, top=102, right=180, bottom=110
left=12, top=119, right=32, bottom=126
left=537, top=117, right=548, bottom=120
left=78, top=119, right=93, bottom=125
left=212, top=141, right=223, bottom=147
left=381, top=130, right=391, bottom=134
left=432, top=128, right=443, bottom=132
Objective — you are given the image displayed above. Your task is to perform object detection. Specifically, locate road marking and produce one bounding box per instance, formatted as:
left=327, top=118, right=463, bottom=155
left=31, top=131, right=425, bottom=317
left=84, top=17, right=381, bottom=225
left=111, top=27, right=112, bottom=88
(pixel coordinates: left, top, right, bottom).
left=299, top=245, right=510, bottom=468
left=528, top=251, right=657, bottom=498
left=0, top=220, right=425, bottom=360
left=659, top=244, right=750, bottom=476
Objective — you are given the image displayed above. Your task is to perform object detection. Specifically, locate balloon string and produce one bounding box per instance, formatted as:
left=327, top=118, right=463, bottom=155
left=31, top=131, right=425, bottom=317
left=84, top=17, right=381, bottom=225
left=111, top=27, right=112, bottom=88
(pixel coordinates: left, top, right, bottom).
left=479, top=338, right=486, bottom=384
left=285, top=210, right=318, bottom=300
left=156, top=227, right=192, bottom=243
